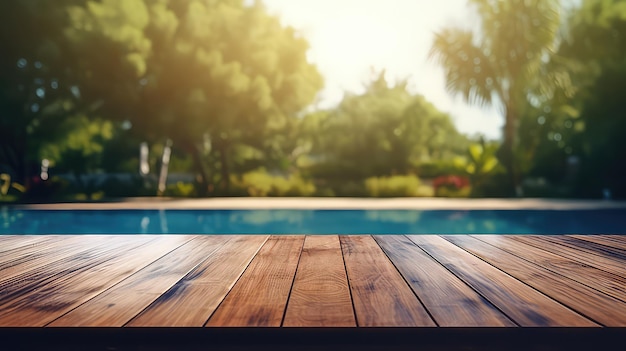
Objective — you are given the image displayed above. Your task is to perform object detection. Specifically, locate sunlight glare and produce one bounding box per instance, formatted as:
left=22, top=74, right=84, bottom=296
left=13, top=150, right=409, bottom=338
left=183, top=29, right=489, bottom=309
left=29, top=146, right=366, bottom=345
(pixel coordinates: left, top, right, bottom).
left=263, top=0, right=503, bottom=139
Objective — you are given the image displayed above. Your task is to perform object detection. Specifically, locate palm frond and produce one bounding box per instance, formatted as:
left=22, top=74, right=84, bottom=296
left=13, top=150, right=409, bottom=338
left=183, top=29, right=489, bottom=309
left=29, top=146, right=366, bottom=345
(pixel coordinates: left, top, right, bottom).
left=429, top=28, right=499, bottom=107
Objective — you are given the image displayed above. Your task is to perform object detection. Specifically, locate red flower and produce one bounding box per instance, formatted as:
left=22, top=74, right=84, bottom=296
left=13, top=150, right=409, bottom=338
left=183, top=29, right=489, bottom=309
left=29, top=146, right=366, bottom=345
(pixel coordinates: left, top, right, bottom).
left=433, top=175, right=469, bottom=190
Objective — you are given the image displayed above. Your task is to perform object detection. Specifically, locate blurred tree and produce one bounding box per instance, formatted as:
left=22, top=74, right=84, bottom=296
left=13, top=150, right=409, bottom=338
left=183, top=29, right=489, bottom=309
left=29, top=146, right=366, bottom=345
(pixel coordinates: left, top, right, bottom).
left=429, top=0, right=571, bottom=196
left=303, top=71, right=467, bottom=180
left=0, top=0, right=98, bottom=186
left=39, top=116, right=114, bottom=185
left=558, top=0, right=626, bottom=198
left=66, top=0, right=323, bottom=195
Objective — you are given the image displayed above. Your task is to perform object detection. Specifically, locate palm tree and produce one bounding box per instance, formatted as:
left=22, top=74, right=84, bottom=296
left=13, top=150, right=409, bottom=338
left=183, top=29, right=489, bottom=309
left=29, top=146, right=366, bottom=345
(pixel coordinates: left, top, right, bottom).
left=429, top=0, right=566, bottom=196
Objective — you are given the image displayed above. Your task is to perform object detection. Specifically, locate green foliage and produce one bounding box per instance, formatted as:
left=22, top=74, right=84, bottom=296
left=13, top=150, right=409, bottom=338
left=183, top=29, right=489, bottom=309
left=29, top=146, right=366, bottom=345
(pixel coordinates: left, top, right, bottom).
left=430, top=0, right=566, bottom=193
left=39, top=116, right=114, bottom=173
left=164, top=181, right=196, bottom=197
left=516, top=0, right=626, bottom=198
left=0, top=0, right=91, bottom=183
left=435, top=186, right=472, bottom=198
left=416, top=161, right=465, bottom=178
left=0, top=0, right=322, bottom=197
left=303, top=71, right=468, bottom=181
left=454, top=139, right=501, bottom=176
left=231, top=170, right=316, bottom=197
left=364, top=175, right=424, bottom=197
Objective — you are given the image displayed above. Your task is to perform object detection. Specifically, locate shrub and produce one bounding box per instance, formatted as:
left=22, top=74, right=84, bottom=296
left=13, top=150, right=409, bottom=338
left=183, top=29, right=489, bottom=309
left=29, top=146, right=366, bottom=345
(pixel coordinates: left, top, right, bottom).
left=99, top=175, right=154, bottom=197
left=417, top=161, right=464, bottom=178
left=164, top=182, right=196, bottom=197
left=433, top=175, right=470, bottom=190
left=231, top=170, right=316, bottom=197
left=435, top=185, right=472, bottom=198
left=433, top=175, right=471, bottom=198
left=364, top=175, right=422, bottom=197
left=323, top=180, right=368, bottom=197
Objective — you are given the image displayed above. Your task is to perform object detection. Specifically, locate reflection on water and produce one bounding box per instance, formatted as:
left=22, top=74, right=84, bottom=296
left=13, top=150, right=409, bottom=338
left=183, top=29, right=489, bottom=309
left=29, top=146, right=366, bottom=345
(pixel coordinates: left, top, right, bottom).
left=229, top=210, right=313, bottom=226
left=159, top=209, right=168, bottom=234
left=365, top=210, right=421, bottom=224
left=1, top=209, right=625, bottom=235
left=140, top=216, right=150, bottom=234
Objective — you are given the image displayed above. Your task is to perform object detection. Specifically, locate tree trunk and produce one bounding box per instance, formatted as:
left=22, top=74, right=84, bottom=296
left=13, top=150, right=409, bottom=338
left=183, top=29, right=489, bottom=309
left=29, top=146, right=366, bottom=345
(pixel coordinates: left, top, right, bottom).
left=502, top=108, right=522, bottom=197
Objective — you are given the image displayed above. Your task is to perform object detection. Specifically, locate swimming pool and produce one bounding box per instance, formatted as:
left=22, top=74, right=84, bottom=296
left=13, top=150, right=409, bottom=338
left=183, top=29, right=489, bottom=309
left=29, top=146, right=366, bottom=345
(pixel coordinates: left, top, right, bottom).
left=1, top=209, right=625, bottom=234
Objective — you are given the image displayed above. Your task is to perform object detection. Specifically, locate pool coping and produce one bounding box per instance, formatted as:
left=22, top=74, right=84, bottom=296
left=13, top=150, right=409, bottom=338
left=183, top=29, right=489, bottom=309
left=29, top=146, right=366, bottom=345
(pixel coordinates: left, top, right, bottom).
left=6, top=197, right=626, bottom=210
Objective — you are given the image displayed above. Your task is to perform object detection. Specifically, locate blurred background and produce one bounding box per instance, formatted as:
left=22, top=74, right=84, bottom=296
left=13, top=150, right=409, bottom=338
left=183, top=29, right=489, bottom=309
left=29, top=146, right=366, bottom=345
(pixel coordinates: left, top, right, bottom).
left=1, top=0, right=625, bottom=201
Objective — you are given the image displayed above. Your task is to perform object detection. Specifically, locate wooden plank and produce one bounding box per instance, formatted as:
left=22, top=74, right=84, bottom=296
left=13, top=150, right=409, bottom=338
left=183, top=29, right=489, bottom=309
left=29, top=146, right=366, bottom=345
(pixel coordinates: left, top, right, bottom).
left=206, top=236, right=304, bottom=327
left=605, top=235, right=626, bottom=244
left=0, top=235, right=77, bottom=262
left=282, top=235, right=355, bottom=327
left=374, top=235, right=514, bottom=327
left=0, top=235, right=192, bottom=326
left=476, top=235, right=626, bottom=303
left=339, top=235, right=435, bottom=327
left=49, top=236, right=231, bottom=327
left=512, top=235, right=626, bottom=279
left=408, top=235, right=596, bottom=327
left=532, top=235, right=626, bottom=261
left=555, top=236, right=626, bottom=261
left=126, top=235, right=268, bottom=327
left=444, top=235, right=626, bottom=326
left=1, top=236, right=151, bottom=298
left=570, top=235, right=626, bottom=251
left=0, top=235, right=61, bottom=254
left=0, top=236, right=111, bottom=283
left=0, top=236, right=151, bottom=295
left=568, top=235, right=626, bottom=253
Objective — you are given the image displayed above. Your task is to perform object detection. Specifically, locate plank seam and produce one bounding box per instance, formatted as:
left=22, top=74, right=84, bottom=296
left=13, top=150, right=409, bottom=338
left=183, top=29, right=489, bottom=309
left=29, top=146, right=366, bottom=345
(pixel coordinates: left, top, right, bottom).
left=569, top=235, right=626, bottom=251
left=370, top=235, right=439, bottom=327
left=508, top=236, right=626, bottom=279
left=338, top=235, right=359, bottom=327
left=565, top=235, right=626, bottom=257
left=121, top=236, right=239, bottom=327
left=405, top=235, right=520, bottom=327
left=279, top=235, right=307, bottom=327
left=1, top=236, right=164, bottom=308
left=470, top=235, right=626, bottom=305
left=442, top=235, right=606, bottom=326
left=44, top=235, right=197, bottom=327
left=202, top=235, right=270, bottom=327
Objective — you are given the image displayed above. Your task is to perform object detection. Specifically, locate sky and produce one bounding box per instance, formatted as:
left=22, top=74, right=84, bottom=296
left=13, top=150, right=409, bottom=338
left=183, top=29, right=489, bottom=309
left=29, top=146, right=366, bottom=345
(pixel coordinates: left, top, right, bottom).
left=261, top=0, right=503, bottom=139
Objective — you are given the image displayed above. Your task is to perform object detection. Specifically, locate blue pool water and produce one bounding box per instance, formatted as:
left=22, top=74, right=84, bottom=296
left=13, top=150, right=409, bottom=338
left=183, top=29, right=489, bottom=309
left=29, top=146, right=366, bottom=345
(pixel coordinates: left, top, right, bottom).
left=1, top=209, right=625, bottom=234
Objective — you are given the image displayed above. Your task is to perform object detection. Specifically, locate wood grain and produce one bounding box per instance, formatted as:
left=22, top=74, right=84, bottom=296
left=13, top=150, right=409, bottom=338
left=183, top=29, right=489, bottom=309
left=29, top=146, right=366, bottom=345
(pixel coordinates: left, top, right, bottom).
left=340, top=235, right=435, bottom=327
left=0, top=235, right=111, bottom=283
left=49, top=236, right=231, bottom=326
left=374, top=235, right=514, bottom=327
left=553, top=236, right=626, bottom=261
left=444, top=235, right=626, bottom=326
left=475, top=235, right=626, bottom=303
left=511, top=235, right=626, bottom=279
left=126, top=235, right=268, bottom=327
left=570, top=235, right=626, bottom=251
left=0, top=235, right=192, bottom=326
left=0, top=235, right=62, bottom=254
left=408, top=235, right=596, bottom=327
left=207, top=236, right=303, bottom=327
left=3, top=234, right=626, bottom=328
left=282, top=235, right=355, bottom=327
left=0, top=236, right=151, bottom=308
